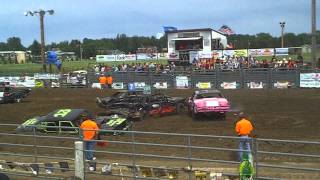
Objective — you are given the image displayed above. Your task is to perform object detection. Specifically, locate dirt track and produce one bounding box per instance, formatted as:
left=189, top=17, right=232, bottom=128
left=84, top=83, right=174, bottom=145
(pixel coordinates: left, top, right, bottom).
left=0, top=88, right=320, bottom=179
left=1, top=88, right=320, bottom=139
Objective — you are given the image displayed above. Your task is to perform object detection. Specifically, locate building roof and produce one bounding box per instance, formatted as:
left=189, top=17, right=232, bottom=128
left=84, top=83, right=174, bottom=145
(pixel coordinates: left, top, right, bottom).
left=166, top=28, right=225, bottom=35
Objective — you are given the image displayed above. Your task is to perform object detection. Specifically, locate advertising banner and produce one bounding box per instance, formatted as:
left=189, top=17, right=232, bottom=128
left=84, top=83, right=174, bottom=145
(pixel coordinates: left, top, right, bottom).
left=176, top=76, right=189, bottom=89
left=196, top=82, right=212, bottom=89
left=300, top=73, right=320, bottom=88
left=134, top=82, right=146, bottom=89
left=198, top=51, right=212, bottom=59
left=189, top=51, right=199, bottom=63
left=260, top=48, right=274, bottom=56
left=112, top=82, right=124, bottom=89
left=137, top=53, right=157, bottom=60
left=248, top=82, right=264, bottom=89
left=248, top=49, right=261, bottom=57
left=96, top=55, right=116, bottom=62
left=274, top=81, right=289, bottom=89
left=221, top=82, right=237, bottom=89
left=169, top=52, right=179, bottom=60
left=233, top=49, right=248, bottom=57
left=153, top=82, right=168, bottom=89
left=275, top=48, right=289, bottom=56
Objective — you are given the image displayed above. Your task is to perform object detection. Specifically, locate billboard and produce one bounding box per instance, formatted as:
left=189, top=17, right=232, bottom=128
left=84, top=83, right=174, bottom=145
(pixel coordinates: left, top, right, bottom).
left=300, top=73, right=320, bottom=88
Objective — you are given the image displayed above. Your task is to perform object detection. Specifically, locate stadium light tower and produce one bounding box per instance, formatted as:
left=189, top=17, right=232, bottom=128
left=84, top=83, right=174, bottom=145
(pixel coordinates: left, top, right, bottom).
left=25, top=9, right=54, bottom=73
left=279, top=22, right=286, bottom=48
left=311, top=0, right=317, bottom=69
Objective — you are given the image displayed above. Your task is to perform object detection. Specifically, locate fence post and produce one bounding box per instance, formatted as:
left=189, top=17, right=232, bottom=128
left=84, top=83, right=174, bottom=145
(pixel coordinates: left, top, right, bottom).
left=75, top=141, right=85, bottom=180
left=131, top=130, right=137, bottom=179
left=253, top=138, right=259, bottom=179
left=187, top=136, right=193, bottom=180
left=32, top=126, right=38, bottom=163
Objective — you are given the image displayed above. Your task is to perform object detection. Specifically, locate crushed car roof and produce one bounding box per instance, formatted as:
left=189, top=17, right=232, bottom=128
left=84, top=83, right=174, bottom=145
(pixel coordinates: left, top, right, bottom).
left=43, top=109, right=88, bottom=122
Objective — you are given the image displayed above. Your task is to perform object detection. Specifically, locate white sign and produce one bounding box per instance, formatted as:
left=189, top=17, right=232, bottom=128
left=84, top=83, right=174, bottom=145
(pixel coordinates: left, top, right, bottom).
left=221, top=82, right=237, bottom=89
left=300, top=73, right=320, bottom=88
left=134, top=82, right=146, bottom=89
left=112, top=82, right=124, bottom=89
left=176, top=76, right=189, bottom=89
left=248, top=82, right=264, bottom=89
left=153, top=82, right=168, bottom=89
left=274, top=81, right=289, bottom=89
left=206, top=101, right=219, bottom=107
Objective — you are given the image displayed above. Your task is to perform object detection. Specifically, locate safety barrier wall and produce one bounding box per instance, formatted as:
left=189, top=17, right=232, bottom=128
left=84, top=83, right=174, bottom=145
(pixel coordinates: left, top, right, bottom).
left=90, top=68, right=320, bottom=89
left=0, top=123, right=319, bottom=179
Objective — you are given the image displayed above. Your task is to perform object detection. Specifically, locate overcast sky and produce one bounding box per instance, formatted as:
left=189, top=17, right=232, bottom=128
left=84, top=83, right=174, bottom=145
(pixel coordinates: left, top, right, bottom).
left=0, top=0, right=319, bottom=46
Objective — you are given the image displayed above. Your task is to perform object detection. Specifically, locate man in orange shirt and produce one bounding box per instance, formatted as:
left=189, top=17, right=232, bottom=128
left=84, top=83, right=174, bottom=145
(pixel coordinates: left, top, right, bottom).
left=80, top=118, right=99, bottom=161
left=235, top=112, right=253, bottom=162
left=106, top=75, right=113, bottom=89
left=99, top=74, right=107, bottom=90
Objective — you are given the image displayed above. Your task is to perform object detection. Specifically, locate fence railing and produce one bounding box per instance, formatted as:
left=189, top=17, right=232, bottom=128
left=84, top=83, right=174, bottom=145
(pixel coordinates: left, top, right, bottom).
left=0, top=123, right=319, bottom=179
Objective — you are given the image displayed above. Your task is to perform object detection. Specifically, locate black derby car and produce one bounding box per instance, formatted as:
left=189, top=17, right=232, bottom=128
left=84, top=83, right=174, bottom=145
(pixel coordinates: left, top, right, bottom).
left=15, top=109, right=132, bottom=135
left=96, top=91, right=187, bottom=120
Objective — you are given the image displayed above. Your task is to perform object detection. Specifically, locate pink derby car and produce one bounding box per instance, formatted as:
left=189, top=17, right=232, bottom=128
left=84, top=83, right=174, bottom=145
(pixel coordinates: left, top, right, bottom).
left=188, top=90, right=230, bottom=120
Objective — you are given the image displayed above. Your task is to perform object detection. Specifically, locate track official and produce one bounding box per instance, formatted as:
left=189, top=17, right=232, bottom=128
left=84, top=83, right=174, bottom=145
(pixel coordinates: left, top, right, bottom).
left=235, top=112, right=253, bottom=162
left=80, top=118, right=99, bottom=161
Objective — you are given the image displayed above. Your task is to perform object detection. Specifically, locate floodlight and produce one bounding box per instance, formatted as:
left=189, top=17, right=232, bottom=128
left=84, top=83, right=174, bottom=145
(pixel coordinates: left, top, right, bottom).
left=48, top=10, right=54, bottom=15
left=24, top=11, right=28, bottom=16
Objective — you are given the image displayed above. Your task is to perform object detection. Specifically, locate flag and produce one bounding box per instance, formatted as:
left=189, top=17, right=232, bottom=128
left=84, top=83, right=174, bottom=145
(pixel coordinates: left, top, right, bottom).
left=218, top=25, right=235, bottom=35
left=227, top=43, right=234, bottom=49
left=163, top=26, right=177, bottom=32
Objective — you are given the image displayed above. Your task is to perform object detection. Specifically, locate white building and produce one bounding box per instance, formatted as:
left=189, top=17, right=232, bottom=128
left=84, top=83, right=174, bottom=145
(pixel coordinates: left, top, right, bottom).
left=166, top=28, right=227, bottom=65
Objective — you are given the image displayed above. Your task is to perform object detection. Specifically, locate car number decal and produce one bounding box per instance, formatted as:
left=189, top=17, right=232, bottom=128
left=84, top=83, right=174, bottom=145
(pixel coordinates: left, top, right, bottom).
left=54, top=109, right=72, bottom=117
left=23, top=118, right=37, bottom=125
left=106, top=118, right=126, bottom=126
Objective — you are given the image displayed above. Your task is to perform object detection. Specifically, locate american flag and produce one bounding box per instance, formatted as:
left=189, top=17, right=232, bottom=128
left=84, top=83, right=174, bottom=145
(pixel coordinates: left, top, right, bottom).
left=218, top=25, right=235, bottom=35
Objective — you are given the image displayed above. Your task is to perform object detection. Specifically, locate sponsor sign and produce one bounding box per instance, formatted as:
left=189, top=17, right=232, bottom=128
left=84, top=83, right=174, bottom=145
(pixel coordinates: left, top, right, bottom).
left=176, top=76, right=189, bottom=89
left=96, top=54, right=136, bottom=62
left=260, top=48, right=274, bottom=56
left=275, top=48, right=289, bottom=56
left=34, top=73, right=60, bottom=80
left=134, top=82, right=146, bottom=89
left=137, top=53, right=157, bottom=60
left=143, top=85, right=151, bottom=95
left=112, top=82, right=124, bottom=89
left=169, top=52, right=179, bottom=60
left=274, top=81, right=289, bottom=89
left=198, top=51, right=212, bottom=59
left=128, top=83, right=136, bottom=92
left=233, top=49, right=248, bottom=57
left=189, top=51, right=199, bottom=63
left=248, top=82, right=264, bottom=89
left=300, top=73, right=320, bottom=88
left=196, top=82, right=211, bottom=89
left=153, top=82, right=168, bottom=89
left=221, top=82, right=237, bottom=89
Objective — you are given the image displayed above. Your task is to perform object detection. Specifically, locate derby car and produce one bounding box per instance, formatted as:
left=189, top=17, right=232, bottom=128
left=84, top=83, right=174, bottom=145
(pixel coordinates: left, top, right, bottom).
left=0, top=86, right=31, bottom=104
left=96, top=91, right=186, bottom=120
left=15, top=109, right=132, bottom=135
left=188, top=90, right=230, bottom=120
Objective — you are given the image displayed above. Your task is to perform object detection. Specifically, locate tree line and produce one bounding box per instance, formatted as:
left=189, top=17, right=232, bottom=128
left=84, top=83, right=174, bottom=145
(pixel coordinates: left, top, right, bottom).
left=0, top=31, right=319, bottom=59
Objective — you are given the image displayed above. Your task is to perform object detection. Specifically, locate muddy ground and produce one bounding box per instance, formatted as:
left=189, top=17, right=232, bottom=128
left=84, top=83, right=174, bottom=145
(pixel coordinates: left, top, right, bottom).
left=0, top=88, right=320, bottom=179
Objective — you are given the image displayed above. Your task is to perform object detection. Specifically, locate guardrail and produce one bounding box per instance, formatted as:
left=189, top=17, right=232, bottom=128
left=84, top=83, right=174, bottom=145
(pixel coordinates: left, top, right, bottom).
left=0, top=123, right=319, bottom=179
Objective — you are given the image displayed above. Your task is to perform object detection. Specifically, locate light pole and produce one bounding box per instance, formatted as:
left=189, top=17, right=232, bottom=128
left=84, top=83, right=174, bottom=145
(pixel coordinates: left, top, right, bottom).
left=279, top=22, right=286, bottom=48
left=25, top=9, right=54, bottom=73
left=311, top=0, right=317, bottom=69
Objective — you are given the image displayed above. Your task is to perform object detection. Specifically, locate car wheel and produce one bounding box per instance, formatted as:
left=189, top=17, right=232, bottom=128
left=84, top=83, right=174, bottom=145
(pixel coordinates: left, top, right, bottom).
left=191, top=111, right=197, bottom=120
left=176, top=103, right=186, bottom=114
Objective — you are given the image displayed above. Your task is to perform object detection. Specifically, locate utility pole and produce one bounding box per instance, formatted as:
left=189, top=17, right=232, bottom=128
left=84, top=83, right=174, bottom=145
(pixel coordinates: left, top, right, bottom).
left=25, top=9, right=54, bottom=73
left=311, top=0, right=317, bottom=69
left=279, top=22, right=286, bottom=48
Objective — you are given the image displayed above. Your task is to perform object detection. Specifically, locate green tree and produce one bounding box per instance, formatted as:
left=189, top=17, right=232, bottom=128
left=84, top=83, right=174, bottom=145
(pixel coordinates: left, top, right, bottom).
left=28, top=40, right=41, bottom=55
left=6, top=37, right=25, bottom=51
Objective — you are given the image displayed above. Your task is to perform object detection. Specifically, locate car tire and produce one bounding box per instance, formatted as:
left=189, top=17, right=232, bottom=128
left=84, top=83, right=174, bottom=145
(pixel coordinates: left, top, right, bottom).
left=191, top=111, right=197, bottom=120
left=176, top=103, right=186, bottom=114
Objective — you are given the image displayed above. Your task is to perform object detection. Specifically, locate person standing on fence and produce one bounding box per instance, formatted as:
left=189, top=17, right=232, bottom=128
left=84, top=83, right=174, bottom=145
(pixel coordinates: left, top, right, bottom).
left=99, top=74, right=107, bottom=90
left=106, top=74, right=113, bottom=89
left=80, top=118, right=99, bottom=161
left=235, top=112, right=253, bottom=162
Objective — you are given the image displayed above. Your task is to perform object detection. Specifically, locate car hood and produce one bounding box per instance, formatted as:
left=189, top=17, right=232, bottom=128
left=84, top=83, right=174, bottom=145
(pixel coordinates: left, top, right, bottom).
left=194, top=98, right=229, bottom=107
left=15, top=116, right=45, bottom=132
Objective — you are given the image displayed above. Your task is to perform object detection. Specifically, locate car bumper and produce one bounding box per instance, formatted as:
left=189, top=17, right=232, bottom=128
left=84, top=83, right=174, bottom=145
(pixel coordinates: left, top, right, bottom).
left=196, top=106, right=230, bottom=113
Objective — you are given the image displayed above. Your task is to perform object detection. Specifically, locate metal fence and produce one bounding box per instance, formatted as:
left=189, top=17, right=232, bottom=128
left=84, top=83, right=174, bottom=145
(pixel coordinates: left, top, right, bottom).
left=88, top=68, right=320, bottom=89
left=0, top=123, right=319, bottom=180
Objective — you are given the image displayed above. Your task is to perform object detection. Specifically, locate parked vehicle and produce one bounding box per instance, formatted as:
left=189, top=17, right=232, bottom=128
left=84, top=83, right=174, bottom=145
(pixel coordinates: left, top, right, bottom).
left=188, top=90, right=230, bottom=120
left=15, top=109, right=132, bottom=135
left=96, top=91, right=186, bottom=121
left=0, top=86, right=31, bottom=104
